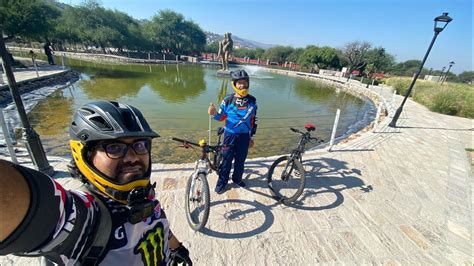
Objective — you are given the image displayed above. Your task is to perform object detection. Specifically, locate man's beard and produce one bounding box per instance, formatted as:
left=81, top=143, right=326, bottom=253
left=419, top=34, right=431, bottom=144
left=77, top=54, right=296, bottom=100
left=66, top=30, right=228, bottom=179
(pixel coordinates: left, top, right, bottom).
left=116, top=161, right=148, bottom=183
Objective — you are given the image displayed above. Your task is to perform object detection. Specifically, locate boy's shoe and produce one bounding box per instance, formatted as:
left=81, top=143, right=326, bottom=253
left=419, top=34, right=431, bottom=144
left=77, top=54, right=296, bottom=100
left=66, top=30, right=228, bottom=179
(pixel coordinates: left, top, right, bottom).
left=215, top=185, right=226, bottom=194
left=235, top=181, right=246, bottom=188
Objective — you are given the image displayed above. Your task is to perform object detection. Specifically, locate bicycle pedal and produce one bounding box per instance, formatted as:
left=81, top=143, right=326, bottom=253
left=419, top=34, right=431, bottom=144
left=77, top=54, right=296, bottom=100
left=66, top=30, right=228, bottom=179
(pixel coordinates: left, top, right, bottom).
left=294, top=170, right=301, bottom=177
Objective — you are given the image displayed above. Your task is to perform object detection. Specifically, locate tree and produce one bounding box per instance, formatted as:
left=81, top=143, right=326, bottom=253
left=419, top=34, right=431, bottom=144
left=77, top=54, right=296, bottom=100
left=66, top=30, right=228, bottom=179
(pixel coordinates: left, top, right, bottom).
left=341, top=41, right=371, bottom=76
left=203, top=41, right=219, bottom=53
left=457, top=71, right=474, bottom=84
left=0, top=0, right=60, bottom=41
left=143, top=10, right=206, bottom=56
left=286, top=48, right=304, bottom=64
left=262, top=46, right=294, bottom=64
left=298, top=46, right=340, bottom=69
left=390, top=60, right=429, bottom=77
left=232, top=47, right=265, bottom=59
left=363, top=47, right=395, bottom=77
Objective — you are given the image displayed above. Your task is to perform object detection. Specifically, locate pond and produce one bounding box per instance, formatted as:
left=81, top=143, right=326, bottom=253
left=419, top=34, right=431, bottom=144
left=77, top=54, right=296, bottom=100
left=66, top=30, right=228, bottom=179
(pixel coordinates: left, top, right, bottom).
left=27, top=58, right=374, bottom=163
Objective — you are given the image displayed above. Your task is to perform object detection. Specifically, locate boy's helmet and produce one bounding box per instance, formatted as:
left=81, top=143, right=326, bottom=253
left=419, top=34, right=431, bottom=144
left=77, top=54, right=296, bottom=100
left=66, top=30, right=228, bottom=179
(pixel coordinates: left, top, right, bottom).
left=69, top=101, right=159, bottom=203
left=230, top=69, right=250, bottom=97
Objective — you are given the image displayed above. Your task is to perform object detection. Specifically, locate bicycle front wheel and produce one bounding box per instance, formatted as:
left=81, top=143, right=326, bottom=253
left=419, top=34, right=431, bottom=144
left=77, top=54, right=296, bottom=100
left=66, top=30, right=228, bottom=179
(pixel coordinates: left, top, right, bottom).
left=267, top=156, right=305, bottom=204
left=185, top=173, right=210, bottom=231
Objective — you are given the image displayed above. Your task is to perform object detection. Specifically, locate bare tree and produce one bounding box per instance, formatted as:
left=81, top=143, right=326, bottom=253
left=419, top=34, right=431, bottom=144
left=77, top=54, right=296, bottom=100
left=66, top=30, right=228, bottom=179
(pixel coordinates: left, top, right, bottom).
left=342, top=41, right=371, bottom=78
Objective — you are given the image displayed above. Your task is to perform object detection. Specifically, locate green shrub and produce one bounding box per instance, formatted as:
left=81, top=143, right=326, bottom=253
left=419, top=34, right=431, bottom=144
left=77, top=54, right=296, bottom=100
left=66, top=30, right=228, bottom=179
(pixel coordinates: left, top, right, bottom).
left=384, top=77, right=474, bottom=119
left=430, top=89, right=460, bottom=116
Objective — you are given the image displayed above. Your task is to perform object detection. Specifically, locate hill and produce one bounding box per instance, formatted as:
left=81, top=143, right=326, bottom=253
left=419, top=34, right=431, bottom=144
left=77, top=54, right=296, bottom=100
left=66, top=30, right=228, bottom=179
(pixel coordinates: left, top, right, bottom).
left=205, top=32, right=274, bottom=49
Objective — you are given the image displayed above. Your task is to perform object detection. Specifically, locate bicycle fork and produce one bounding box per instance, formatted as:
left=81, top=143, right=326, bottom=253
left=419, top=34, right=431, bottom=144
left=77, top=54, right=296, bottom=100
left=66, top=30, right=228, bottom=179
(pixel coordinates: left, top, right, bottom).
left=281, top=154, right=301, bottom=181
left=189, top=161, right=209, bottom=201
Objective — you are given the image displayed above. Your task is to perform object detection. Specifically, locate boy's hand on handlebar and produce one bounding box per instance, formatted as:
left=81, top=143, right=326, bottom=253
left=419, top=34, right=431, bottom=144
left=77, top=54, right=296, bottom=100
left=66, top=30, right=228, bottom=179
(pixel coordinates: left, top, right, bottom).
left=208, top=102, right=216, bottom=116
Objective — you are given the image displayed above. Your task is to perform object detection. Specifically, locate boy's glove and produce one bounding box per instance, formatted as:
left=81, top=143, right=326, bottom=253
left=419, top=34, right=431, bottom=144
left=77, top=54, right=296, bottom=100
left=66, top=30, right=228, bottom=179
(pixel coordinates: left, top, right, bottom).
left=170, top=243, right=192, bottom=266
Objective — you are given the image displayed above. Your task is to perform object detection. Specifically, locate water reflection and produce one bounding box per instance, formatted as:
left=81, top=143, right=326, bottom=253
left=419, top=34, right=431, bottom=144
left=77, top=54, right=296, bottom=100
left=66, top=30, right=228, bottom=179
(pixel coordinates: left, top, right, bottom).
left=217, top=78, right=229, bottom=103
left=147, top=65, right=206, bottom=103
left=80, top=75, right=145, bottom=100
left=27, top=60, right=373, bottom=163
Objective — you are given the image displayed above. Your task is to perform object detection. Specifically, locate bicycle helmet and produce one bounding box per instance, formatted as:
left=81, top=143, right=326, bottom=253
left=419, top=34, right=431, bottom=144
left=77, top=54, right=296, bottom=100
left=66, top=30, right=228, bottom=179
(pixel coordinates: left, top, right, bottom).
left=69, top=101, right=159, bottom=203
left=230, top=69, right=250, bottom=97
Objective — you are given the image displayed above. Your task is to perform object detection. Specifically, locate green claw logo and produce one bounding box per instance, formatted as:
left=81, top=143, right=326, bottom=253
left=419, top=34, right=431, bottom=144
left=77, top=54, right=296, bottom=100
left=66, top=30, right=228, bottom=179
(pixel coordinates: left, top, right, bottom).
left=134, top=223, right=166, bottom=266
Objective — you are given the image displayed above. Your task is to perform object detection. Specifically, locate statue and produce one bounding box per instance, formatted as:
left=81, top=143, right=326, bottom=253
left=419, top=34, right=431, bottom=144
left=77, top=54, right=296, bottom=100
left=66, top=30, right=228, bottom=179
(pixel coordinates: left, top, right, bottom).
left=217, top=32, right=233, bottom=71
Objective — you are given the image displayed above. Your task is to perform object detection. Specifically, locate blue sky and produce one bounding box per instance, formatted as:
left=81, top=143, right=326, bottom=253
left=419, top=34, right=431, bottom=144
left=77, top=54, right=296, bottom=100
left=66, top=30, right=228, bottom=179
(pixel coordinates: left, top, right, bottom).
left=59, top=0, right=472, bottom=74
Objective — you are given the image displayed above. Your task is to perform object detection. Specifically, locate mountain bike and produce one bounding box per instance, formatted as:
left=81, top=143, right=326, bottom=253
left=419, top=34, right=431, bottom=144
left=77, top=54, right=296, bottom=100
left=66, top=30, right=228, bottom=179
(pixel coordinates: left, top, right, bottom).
left=172, top=128, right=224, bottom=231
left=267, top=123, right=323, bottom=204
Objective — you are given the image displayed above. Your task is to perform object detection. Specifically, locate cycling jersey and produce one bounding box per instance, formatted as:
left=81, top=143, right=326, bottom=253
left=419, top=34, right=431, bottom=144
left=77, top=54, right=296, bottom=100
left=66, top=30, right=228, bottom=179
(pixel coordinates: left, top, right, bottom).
left=213, top=94, right=258, bottom=137
left=0, top=167, right=172, bottom=266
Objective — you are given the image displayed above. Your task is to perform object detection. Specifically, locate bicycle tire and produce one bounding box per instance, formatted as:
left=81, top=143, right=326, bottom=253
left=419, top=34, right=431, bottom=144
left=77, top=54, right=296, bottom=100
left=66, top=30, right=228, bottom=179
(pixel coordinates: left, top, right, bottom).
left=185, top=173, right=210, bottom=231
left=267, top=155, right=305, bottom=204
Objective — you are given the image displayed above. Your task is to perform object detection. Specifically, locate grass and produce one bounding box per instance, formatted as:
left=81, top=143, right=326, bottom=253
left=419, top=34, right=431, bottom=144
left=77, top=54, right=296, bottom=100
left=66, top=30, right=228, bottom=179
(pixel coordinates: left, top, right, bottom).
left=382, top=77, right=474, bottom=118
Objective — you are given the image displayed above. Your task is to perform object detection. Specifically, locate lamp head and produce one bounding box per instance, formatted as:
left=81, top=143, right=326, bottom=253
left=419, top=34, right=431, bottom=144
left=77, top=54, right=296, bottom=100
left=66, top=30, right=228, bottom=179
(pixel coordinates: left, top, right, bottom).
left=434, top=12, right=453, bottom=33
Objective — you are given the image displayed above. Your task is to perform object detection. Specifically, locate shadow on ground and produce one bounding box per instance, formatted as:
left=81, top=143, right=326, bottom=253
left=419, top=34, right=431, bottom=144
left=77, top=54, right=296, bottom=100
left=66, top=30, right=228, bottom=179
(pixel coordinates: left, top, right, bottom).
left=200, top=156, right=371, bottom=239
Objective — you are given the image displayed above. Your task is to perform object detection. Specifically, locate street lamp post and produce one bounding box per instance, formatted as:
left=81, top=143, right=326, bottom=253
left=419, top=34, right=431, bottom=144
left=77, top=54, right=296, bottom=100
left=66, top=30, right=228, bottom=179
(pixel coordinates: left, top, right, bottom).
left=441, top=61, right=455, bottom=84
left=389, top=12, right=452, bottom=127
left=438, top=66, right=446, bottom=83
left=0, top=31, right=54, bottom=175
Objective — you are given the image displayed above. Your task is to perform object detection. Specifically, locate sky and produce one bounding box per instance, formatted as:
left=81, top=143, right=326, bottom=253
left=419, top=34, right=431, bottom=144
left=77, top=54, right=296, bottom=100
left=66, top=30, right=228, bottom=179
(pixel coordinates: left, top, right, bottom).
left=59, top=0, right=472, bottom=74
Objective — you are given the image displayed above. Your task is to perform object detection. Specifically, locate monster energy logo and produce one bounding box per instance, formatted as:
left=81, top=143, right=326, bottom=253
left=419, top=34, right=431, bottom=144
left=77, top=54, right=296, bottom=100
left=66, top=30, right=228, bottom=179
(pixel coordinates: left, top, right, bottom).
left=134, top=222, right=166, bottom=266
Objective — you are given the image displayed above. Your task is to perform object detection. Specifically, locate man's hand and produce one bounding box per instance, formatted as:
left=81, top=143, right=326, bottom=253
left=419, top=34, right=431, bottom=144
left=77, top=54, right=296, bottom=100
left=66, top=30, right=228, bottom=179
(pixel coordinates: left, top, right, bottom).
left=249, top=139, right=254, bottom=149
left=0, top=160, right=30, bottom=242
left=170, top=243, right=192, bottom=265
left=208, top=102, right=216, bottom=116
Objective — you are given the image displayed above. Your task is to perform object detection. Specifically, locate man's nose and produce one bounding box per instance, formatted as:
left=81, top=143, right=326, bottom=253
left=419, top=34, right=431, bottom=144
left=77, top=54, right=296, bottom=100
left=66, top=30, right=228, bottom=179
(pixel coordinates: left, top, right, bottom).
left=123, top=147, right=139, bottom=162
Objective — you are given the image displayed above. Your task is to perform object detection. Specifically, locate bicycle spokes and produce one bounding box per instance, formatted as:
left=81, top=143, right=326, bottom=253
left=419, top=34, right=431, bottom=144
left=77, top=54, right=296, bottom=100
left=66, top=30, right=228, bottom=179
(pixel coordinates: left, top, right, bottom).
left=268, top=156, right=306, bottom=204
left=185, top=173, right=210, bottom=231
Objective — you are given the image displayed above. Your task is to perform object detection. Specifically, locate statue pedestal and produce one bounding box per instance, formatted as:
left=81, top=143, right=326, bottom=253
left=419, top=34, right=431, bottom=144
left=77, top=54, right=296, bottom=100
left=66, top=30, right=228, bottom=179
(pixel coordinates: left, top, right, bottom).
left=216, top=70, right=231, bottom=77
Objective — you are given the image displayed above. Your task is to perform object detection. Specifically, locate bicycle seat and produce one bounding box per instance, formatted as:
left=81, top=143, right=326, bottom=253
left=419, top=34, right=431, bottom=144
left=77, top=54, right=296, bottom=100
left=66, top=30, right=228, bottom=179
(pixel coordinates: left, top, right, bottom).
left=304, top=123, right=316, bottom=132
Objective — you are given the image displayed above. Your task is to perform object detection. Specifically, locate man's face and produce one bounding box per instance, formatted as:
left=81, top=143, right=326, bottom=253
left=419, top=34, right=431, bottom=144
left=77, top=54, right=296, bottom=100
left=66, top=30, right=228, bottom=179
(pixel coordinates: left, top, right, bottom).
left=91, top=137, right=150, bottom=183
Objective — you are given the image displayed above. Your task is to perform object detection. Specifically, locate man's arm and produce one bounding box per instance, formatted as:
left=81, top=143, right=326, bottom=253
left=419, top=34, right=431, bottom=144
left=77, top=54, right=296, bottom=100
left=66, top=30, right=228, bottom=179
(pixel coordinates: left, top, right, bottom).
left=168, top=232, right=180, bottom=250
left=0, top=159, right=97, bottom=260
left=0, top=160, right=30, bottom=242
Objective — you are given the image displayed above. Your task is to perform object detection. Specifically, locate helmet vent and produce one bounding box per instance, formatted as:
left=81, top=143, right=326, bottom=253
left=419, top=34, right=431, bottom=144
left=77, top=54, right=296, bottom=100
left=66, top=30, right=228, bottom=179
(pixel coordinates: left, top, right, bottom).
left=122, top=109, right=140, bottom=132
left=80, top=108, right=95, bottom=115
left=90, top=116, right=113, bottom=131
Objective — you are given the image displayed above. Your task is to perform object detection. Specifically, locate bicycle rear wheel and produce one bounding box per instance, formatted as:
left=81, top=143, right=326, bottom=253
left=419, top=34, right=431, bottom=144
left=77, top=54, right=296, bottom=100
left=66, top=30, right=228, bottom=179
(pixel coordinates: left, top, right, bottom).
left=267, top=155, right=305, bottom=204
left=185, top=173, right=210, bottom=231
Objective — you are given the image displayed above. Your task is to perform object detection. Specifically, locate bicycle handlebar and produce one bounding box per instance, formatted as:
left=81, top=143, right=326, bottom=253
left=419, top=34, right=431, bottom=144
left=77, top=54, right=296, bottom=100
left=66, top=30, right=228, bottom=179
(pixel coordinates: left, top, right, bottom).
left=290, top=127, right=303, bottom=134
left=172, top=137, right=220, bottom=153
left=171, top=137, right=200, bottom=147
left=290, top=128, right=324, bottom=143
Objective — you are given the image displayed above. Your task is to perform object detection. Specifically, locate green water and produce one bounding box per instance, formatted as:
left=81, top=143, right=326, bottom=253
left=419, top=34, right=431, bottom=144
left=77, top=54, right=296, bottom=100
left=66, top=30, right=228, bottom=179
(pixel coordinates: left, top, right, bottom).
left=27, top=58, right=373, bottom=163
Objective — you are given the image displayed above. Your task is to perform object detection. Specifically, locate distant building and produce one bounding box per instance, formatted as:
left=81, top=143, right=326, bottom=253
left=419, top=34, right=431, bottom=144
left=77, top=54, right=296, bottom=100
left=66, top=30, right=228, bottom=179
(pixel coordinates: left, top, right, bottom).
left=424, top=75, right=442, bottom=82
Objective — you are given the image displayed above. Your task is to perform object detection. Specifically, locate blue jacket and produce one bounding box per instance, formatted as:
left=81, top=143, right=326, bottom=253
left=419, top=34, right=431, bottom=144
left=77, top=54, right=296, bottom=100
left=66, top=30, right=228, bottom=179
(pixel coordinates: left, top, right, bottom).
left=213, top=94, right=258, bottom=137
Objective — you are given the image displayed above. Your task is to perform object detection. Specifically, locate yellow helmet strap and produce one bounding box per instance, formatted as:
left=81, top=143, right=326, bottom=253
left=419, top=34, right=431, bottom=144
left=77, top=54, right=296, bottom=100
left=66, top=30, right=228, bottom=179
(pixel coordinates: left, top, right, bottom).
left=69, top=140, right=152, bottom=204
left=232, top=82, right=249, bottom=97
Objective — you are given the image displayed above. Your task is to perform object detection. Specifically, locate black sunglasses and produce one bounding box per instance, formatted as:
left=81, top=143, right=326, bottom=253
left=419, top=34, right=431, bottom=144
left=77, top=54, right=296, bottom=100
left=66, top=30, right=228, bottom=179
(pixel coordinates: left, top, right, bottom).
left=99, top=139, right=151, bottom=159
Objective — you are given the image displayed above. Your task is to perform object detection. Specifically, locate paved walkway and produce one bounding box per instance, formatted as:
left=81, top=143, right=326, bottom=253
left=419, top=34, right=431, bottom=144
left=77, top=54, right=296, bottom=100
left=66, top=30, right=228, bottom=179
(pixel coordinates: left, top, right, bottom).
left=0, top=65, right=67, bottom=88
left=0, top=73, right=472, bottom=265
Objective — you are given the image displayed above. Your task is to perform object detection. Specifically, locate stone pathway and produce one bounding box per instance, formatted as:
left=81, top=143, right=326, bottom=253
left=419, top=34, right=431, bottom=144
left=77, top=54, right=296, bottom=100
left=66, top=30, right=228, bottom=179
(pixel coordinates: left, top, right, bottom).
left=0, top=71, right=472, bottom=265
left=0, top=65, right=67, bottom=88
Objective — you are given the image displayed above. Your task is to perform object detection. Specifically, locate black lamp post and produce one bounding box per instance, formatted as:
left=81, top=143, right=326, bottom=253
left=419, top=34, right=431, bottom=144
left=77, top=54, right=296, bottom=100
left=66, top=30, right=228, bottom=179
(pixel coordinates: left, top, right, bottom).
left=441, top=61, right=454, bottom=84
left=438, top=66, right=446, bottom=83
left=0, top=31, right=54, bottom=175
left=389, top=12, right=453, bottom=127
